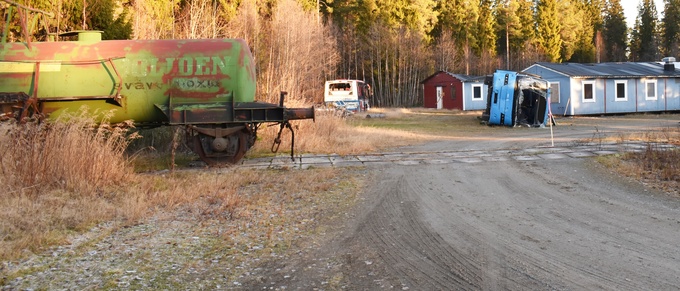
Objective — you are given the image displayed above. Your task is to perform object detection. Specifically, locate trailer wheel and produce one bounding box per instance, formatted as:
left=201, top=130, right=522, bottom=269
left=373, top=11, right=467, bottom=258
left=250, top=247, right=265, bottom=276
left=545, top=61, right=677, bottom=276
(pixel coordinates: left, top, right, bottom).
left=189, top=127, right=254, bottom=166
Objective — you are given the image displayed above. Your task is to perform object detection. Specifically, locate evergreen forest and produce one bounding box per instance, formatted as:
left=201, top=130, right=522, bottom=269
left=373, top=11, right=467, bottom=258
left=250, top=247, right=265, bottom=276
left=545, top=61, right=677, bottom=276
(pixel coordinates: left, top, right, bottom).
left=2, top=0, right=679, bottom=107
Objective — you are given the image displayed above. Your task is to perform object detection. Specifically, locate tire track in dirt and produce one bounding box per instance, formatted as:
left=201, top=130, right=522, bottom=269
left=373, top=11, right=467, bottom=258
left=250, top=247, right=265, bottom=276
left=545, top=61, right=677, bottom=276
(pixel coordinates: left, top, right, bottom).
left=430, top=158, right=680, bottom=290
left=513, top=160, right=680, bottom=289
left=408, top=161, right=563, bottom=290
left=242, top=116, right=680, bottom=290
left=242, top=157, right=680, bottom=290
left=355, top=172, right=483, bottom=289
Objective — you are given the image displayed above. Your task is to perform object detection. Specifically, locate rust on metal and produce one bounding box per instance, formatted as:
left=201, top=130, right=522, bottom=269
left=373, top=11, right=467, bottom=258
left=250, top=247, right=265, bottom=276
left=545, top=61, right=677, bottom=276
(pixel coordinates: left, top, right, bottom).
left=0, top=3, right=313, bottom=166
left=285, top=107, right=315, bottom=121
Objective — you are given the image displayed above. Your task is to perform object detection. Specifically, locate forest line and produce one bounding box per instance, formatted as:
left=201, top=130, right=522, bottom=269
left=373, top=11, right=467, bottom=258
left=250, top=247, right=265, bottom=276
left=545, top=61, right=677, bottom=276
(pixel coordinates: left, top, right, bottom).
left=2, top=0, right=678, bottom=106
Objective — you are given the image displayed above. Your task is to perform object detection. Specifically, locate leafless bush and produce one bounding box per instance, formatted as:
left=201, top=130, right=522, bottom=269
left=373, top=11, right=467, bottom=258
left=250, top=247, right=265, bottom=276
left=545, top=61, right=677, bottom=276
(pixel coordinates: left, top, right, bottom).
left=222, top=0, right=260, bottom=52
left=255, top=0, right=338, bottom=105
left=131, top=0, right=177, bottom=39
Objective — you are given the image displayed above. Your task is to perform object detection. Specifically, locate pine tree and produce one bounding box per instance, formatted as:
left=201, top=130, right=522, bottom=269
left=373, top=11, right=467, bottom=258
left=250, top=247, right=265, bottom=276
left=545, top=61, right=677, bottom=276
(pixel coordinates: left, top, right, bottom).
left=568, top=0, right=598, bottom=62
left=537, top=0, right=562, bottom=62
left=660, top=0, right=680, bottom=58
left=587, top=0, right=606, bottom=61
left=496, top=0, right=540, bottom=69
left=432, top=0, right=462, bottom=38
left=476, top=0, right=498, bottom=74
left=477, top=0, right=497, bottom=56
left=630, top=0, right=659, bottom=61
left=495, top=0, right=520, bottom=69
left=557, top=0, right=586, bottom=62
left=451, top=0, right=479, bottom=74
left=404, top=0, right=438, bottom=40
left=602, top=0, right=628, bottom=62
left=516, top=0, right=540, bottom=68
left=432, top=0, right=478, bottom=74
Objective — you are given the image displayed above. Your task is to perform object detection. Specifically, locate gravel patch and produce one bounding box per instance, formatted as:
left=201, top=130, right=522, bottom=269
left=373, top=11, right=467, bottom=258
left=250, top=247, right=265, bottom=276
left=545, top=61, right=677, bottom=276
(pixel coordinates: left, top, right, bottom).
left=2, top=168, right=368, bottom=290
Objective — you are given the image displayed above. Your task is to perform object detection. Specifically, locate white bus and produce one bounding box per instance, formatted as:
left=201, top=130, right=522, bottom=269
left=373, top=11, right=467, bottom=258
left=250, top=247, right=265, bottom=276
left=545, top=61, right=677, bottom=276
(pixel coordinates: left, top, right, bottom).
left=324, top=80, right=372, bottom=112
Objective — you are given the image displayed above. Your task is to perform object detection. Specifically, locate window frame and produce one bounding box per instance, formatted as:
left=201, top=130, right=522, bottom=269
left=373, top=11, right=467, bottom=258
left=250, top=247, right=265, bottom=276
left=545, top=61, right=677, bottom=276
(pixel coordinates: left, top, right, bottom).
left=582, top=80, right=596, bottom=103
left=549, top=82, right=560, bottom=104
left=471, top=83, right=483, bottom=101
left=645, top=80, right=657, bottom=100
left=614, top=80, right=627, bottom=102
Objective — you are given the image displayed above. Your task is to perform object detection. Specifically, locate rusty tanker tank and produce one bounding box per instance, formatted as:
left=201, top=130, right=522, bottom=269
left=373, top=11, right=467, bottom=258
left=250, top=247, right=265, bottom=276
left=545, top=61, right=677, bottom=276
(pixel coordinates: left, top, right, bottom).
left=0, top=31, right=314, bottom=165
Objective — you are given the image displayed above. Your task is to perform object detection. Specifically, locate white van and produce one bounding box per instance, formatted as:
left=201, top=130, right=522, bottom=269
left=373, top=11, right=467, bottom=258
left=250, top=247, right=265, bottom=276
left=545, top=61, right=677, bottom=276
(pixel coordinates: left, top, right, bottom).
left=324, top=80, right=372, bottom=112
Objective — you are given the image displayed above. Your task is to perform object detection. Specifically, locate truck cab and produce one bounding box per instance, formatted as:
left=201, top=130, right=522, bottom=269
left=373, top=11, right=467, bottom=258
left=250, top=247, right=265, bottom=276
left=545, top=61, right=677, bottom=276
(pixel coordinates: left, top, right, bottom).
left=324, top=80, right=372, bottom=112
left=482, top=70, right=550, bottom=127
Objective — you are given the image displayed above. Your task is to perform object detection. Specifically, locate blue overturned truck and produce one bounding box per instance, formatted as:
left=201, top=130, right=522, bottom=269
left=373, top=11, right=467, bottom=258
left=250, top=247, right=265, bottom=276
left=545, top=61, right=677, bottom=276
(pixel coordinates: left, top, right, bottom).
left=481, top=70, right=551, bottom=127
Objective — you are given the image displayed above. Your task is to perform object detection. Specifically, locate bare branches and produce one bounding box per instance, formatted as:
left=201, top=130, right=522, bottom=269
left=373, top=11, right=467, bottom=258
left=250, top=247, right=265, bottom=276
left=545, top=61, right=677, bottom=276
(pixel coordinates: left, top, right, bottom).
left=1, top=0, right=54, bottom=17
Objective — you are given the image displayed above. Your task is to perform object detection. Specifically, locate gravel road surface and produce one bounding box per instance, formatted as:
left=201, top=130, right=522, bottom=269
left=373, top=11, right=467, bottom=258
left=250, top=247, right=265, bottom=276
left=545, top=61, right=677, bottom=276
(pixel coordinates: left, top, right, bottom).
left=247, top=115, right=680, bottom=290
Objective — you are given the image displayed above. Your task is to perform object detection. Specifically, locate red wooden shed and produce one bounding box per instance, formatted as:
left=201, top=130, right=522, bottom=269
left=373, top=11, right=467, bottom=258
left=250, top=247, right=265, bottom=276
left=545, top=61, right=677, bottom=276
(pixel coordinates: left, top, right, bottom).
left=421, top=71, right=465, bottom=110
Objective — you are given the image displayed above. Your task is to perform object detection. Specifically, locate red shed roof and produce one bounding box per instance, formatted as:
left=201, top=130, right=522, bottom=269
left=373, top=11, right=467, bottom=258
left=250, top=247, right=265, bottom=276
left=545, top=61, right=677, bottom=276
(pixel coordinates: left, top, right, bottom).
left=421, top=71, right=485, bottom=84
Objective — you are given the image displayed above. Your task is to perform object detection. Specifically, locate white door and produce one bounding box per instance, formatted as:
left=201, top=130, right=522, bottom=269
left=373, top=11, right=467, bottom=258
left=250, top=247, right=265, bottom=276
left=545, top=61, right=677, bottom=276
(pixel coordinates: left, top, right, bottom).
left=436, top=86, right=443, bottom=109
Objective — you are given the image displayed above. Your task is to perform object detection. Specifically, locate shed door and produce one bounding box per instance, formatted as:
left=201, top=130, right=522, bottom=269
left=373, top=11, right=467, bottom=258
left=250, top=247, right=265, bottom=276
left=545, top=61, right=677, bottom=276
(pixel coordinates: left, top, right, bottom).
left=436, top=86, right=443, bottom=109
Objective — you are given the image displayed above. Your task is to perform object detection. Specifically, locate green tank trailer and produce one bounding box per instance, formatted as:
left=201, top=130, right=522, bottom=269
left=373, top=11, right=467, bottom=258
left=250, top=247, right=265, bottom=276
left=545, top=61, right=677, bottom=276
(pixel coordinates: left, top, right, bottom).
left=1, top=7, right=314, bottom=166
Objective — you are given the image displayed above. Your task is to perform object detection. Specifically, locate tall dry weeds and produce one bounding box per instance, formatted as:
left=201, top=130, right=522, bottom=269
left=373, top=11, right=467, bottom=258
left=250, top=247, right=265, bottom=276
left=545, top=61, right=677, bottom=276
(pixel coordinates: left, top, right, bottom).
left=0, top=109, right=139, bottom=260
left=0, top=110, right=135, bottom=196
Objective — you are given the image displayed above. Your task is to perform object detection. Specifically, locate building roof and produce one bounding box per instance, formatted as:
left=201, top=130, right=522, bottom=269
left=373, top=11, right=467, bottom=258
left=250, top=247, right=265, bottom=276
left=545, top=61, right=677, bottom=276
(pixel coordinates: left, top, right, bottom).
left=527, top=62, right=680, bottom=78
left=420, top=71, right=485, bottom=84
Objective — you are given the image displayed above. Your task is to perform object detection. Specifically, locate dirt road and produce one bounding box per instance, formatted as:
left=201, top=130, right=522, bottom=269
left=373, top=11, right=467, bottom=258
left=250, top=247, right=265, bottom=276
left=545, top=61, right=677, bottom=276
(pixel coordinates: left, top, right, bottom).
left=4, top=114, right=679, bottom=290
left=246, top=115, right=680, bottom=290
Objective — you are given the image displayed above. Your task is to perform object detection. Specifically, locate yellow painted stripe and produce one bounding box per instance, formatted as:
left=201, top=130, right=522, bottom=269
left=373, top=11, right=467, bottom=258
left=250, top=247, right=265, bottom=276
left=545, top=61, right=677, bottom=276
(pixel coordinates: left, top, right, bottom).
left=0, top=62, right=62, bottom=73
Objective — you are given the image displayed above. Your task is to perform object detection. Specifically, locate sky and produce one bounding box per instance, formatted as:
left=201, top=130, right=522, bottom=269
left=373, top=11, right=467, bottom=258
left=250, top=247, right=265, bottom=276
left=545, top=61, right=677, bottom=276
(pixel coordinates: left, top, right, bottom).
left=622, top=0, right=665, bottom=28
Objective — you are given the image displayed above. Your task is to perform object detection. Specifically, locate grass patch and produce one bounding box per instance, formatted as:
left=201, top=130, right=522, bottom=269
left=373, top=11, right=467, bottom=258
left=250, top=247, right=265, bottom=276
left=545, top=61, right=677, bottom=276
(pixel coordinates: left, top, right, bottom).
left=124, top=108, right=486, bottom=163
left=0, top=110, right=139, bottom=261
left=131, top=152, right=196, bottom=172
left=597, top=126, right=680, bottom=197
left=2, top=166, right=365, bottom=287
left=350, top=108, right=483, bottom=135
left=248, top=109, right=419, bottom=157
left=248, top=108, right=486, bottom=157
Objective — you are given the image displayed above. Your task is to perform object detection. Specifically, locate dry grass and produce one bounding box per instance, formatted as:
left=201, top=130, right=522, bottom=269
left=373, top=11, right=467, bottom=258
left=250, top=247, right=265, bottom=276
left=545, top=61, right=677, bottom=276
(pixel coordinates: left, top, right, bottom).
left=0, top=110, right=140, bottom=260
left=249, top=108, right=474, bottom=157
left=0, top=108, right=367, bottom=262
left=0, top=110, right=135, bottom=195
left=598, top=126, right=680, bottom=197
left=617, top=127, right=680, bottom=145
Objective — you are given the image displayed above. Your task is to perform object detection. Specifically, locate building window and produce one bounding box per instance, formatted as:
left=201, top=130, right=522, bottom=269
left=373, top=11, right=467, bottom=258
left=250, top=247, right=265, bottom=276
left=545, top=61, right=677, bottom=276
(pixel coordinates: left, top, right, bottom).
left=451, top=86, right=456, bottom=100
left=645, top=80, right=657, bottom=100
left=549, top=82, right=560, bottom=103
left=472, top=84, right=483, bottom=100
left=582, top=80, right=595, bottom=103
left=615, top=80, right=627, bottom=101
